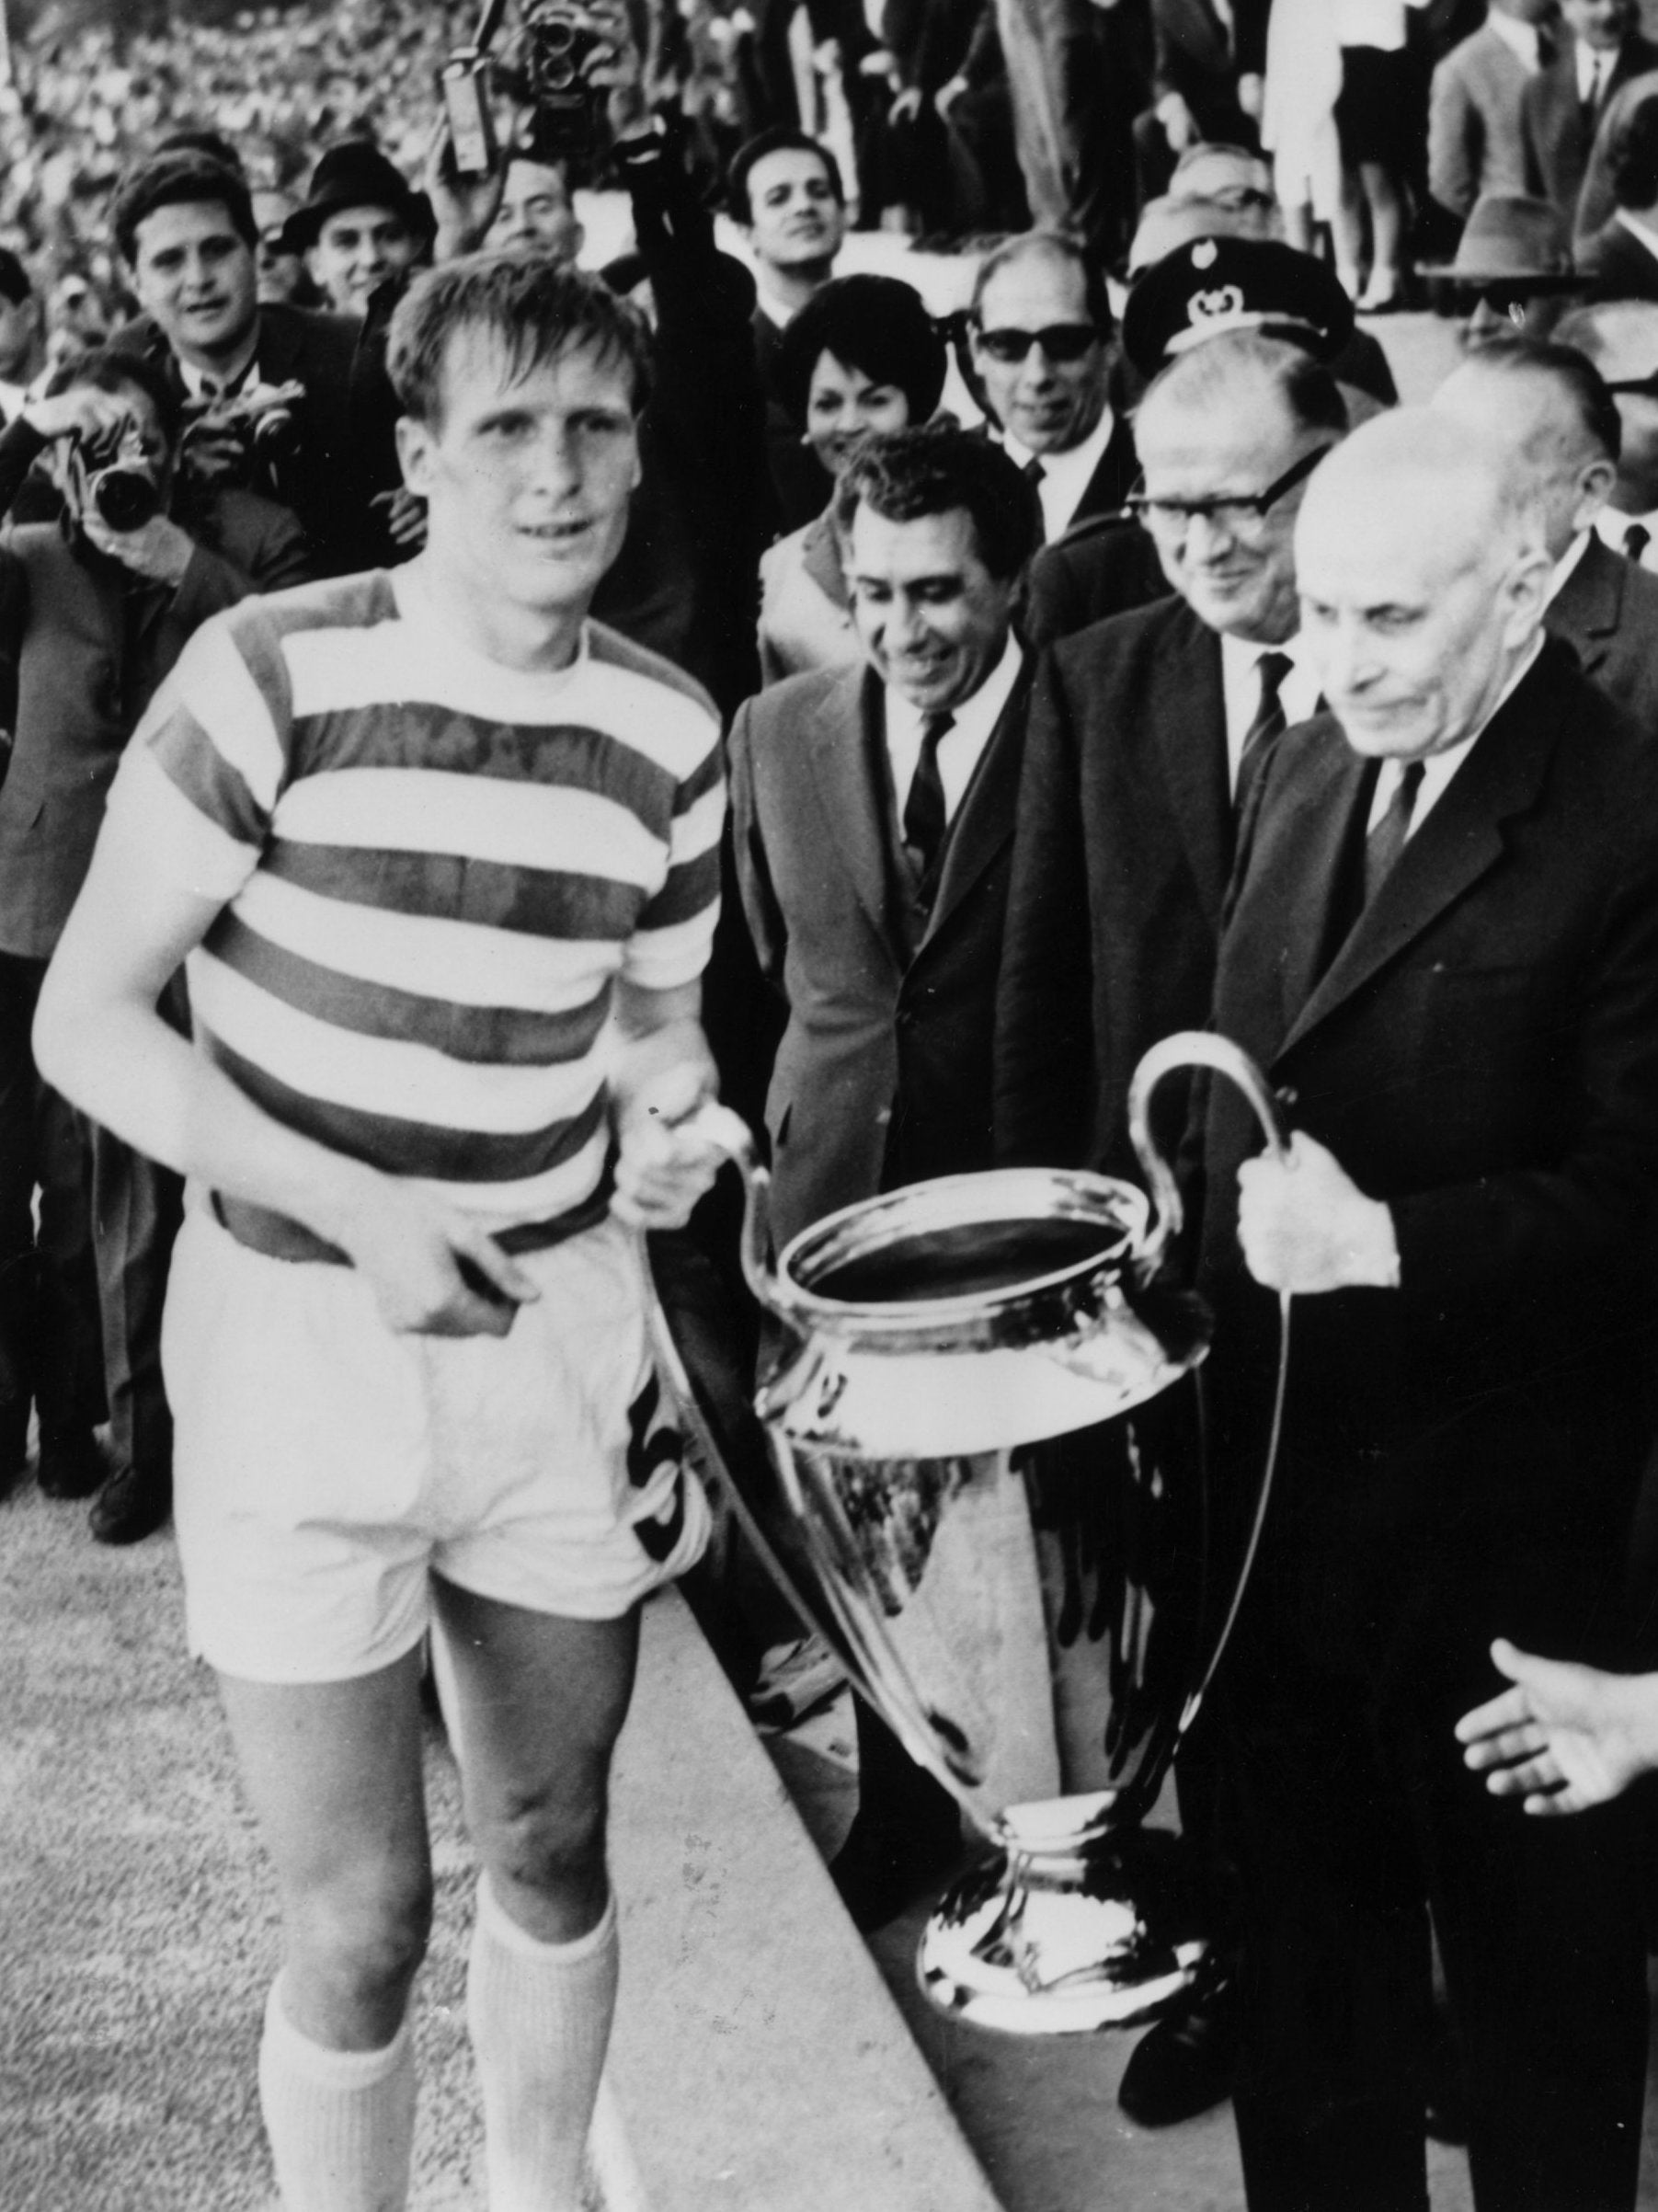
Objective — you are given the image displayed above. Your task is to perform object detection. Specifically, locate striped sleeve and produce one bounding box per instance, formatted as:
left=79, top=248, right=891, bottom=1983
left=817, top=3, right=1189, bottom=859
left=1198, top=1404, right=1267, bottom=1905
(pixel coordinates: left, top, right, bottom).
left=623, top=718, right=726, bottom=991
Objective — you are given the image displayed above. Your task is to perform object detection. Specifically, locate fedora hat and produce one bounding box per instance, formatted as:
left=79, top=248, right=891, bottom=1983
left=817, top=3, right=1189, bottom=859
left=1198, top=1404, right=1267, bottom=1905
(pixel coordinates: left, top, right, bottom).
left=1418, top=194, right=1584, bottom=294
left=282, top=141, right=434, bottom=257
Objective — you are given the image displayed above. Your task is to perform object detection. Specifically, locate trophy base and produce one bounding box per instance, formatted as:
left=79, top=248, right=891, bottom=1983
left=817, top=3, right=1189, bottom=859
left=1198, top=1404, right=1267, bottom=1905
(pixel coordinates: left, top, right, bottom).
left=918, top=1822, right=1213, bottom=2036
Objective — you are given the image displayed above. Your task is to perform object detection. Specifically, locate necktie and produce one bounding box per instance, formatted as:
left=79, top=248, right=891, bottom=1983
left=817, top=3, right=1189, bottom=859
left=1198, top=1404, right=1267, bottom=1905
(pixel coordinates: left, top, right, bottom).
left=1584, top=52, right=1608, bottom=127
left=903, top=711, right=955, bottom=886
left=1536, top=26, right=1554, bottom=71
left=1624, top=522, right=1652, bottom=565
left=1364, top=761, right=1424, bottom=905
left=1235, top=649, right=1292, bottom=819
left=1023, top=455, right=1047, bottom=545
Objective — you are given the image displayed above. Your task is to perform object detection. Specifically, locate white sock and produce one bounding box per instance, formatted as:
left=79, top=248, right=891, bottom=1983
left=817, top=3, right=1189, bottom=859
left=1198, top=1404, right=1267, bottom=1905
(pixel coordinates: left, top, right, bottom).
left=257, top=1974, right=416, bottom=2212
left=467, top=1874, right=619, bottom=2212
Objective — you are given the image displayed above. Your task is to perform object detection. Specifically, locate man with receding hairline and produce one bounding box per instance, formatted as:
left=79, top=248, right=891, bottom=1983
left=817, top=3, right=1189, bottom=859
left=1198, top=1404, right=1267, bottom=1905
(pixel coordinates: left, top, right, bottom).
left=1432, top=336, right=1658, bottom=727
left=1195, top=407, right=1658, bottom=2211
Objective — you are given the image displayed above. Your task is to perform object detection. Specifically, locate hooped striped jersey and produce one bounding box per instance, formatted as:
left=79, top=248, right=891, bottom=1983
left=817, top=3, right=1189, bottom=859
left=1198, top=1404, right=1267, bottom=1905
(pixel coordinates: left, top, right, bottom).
left=107, top=562, right=725, bottom=1246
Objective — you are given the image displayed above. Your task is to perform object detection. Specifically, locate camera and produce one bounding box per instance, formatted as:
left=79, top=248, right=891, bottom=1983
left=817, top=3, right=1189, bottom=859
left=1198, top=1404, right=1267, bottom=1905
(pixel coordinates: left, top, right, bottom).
left=515, top=4, right=606, bottom=160
left=83, top=426, right=164, bottom=533
left=444, top=1, right=607, bottom=172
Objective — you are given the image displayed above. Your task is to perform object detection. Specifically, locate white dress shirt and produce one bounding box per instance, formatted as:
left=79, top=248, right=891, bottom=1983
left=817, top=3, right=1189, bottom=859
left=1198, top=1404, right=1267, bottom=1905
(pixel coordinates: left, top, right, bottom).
left=885, top=633, right=1023, bottom=825
left=1001, top=407, right=1117, bottom=542
left=1363, top=636, right=1544, bottom=841
left=1615, top=207, right=1658, bottom=263
left=1577, top=40, right=1615, bottom=107
left=1218, top=631, right=1321, bottom=797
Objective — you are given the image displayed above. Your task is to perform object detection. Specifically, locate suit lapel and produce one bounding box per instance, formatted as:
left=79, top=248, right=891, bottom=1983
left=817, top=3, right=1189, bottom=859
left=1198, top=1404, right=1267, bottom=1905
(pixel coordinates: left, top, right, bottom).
left=806, top=667, right=905, bottom=957
left=1278, top=658, right=1561, bottom=1058
left=1545, top=534, right=1621, bottom=676
left=1073, top=411, right=1139, bottom=525
left=920, top=652, right=1035, bottom=948
left=1151, top=608, right=1232, bottom=922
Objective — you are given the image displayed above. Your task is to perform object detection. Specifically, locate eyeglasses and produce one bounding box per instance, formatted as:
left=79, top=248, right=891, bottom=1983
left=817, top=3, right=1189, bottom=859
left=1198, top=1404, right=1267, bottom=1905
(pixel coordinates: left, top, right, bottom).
left=1604, top=370, right=1658, bottom=399
left=973, top=322, right=1101, bottom=364
left=1125, top=444, right=1332, bottom=536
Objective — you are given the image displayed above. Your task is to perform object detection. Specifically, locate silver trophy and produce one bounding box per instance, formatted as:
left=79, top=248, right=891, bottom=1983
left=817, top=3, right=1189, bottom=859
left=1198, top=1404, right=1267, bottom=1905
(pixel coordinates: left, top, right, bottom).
left=656, top=1034, right=1289, bottom=2034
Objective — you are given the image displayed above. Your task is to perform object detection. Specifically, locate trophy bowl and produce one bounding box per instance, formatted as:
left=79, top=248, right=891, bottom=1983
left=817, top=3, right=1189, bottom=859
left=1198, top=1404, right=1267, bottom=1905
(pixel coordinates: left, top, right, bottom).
left=652, top=1034, right=1289, bottom=2034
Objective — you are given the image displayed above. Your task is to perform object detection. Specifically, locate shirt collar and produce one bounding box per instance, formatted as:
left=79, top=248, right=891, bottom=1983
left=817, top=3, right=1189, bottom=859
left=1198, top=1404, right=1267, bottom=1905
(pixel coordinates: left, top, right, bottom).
left=1001, top=405, right=1116, bottom=537
left=176, top=328, right=260, bottom=399
left=1366, top=634, right=1544, bottom=831
left=1547, top=527, right=1593, bottom=602
left=1577, top=38, right=1616, bottom=101
left=884, top=630, right=1023, bottom=763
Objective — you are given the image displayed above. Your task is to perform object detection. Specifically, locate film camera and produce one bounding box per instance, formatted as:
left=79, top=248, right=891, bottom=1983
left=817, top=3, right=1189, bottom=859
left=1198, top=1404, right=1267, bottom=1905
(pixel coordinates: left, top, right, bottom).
left=79, top=421, right=166, bottom=533
left=178, top=378, right=307, bottom=492
left=442, top=0, right=610, bottom=177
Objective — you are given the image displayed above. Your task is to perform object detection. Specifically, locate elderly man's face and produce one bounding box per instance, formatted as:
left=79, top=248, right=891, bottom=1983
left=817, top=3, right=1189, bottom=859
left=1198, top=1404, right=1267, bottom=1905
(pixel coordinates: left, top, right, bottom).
left=1133, top=385, right=1325, bottom=644
left=1562, top=0, right=1634, bottom=49
left=844, top=501, right=1012, bottom=713
left=971, top=251, right=1109, bottom=457
left=1297, top=499, right=1538, bottom=758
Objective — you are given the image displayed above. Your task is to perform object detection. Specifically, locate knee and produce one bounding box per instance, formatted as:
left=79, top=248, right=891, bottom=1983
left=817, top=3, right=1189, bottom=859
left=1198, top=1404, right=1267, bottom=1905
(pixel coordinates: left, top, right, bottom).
left=289, top=1862, right=435, bottom=2016
left=481, top=1776, right=609, bottom=1906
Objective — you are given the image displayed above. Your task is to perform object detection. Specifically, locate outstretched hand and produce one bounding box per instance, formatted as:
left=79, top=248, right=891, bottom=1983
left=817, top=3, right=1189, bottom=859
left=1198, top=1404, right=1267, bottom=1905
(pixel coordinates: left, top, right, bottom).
left=1455, top=1639, right=1658, bottom=1816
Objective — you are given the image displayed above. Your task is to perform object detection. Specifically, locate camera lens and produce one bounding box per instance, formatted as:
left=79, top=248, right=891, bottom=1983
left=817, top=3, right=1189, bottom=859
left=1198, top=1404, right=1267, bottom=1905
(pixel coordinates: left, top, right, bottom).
left=93, top=467, right=163, bottom=532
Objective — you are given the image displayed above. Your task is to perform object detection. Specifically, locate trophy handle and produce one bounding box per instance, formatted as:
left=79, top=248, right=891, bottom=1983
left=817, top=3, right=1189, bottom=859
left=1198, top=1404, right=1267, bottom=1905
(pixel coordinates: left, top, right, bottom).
left=665, top=1099, right=782, bottom=1315
left=1125, top=1031, right=1291, bottom=1272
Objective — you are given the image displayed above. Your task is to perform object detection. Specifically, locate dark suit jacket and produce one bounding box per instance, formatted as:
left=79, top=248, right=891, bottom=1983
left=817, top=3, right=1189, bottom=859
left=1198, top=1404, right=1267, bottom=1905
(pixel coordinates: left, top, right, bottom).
left=1199, top=641, right=1658, bottom=1672
left=1022, top=516, right=1171, bottom=648
left=1151, top=0, right=1268, bottom=123
left=754, top=305, right=833, bottom=536
left=1056, top=408, right=1140, bottom=535
left=730, top=649, right=1035, bottom=1249
left=1548, top=533, right=1658, bottom=729
left=0, top=479, right=312, bottom=957
left=996, top=595, right=1230, bottom=1175
left=1522, top=35, right=1658, bottom=217
left=119, top=301, right=362, bottom=574
left=1577, top=212, right=1658, bottom=300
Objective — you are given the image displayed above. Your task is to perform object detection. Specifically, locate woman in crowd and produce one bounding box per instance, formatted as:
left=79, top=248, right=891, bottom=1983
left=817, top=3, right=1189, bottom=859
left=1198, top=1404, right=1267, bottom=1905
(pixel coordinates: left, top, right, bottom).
left=758, top=270, right=948, bottom=684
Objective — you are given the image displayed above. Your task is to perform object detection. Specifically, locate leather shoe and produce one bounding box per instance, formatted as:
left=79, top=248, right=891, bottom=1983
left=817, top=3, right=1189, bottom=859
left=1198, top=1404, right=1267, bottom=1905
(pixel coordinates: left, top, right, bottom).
left=1118, top=1977, right=1238, bottom=2127
left=37, top=1425, right=108, bottom=1501
left=89, top=1461, right=172, bottom=1545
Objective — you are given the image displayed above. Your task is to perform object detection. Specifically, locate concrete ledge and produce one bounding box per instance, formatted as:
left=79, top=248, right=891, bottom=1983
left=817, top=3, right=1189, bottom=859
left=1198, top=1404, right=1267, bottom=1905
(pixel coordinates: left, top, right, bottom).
left=608, top=1589, right=1001, bottom=2212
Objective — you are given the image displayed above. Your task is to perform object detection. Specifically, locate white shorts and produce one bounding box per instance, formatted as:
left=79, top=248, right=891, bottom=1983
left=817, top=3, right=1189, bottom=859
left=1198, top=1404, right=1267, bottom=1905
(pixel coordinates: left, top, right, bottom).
left=164, top=1203, right=709, bottom=1684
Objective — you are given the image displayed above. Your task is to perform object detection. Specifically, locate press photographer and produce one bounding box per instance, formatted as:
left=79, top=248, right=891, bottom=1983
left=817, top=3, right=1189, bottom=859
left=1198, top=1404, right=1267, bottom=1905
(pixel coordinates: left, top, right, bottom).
left=110, top=150, right=365, bottom=574
left=0, top=347, right=310, bottom=1547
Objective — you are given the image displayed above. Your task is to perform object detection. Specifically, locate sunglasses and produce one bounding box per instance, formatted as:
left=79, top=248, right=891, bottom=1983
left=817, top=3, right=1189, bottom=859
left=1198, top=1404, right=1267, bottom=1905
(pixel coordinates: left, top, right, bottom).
left=973, top=322, right=1101, bottom=364
left=1125, top=444, right=1332, bottom=536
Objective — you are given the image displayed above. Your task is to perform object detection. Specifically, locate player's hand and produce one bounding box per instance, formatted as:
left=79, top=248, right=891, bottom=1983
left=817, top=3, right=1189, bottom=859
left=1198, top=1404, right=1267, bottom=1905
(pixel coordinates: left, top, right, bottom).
left=1238, top=71, right=1264, bottom=121
left=1236, top=1129, right=1400, bottom=1293
left=340, top=1183, right=541, bottom=1336
left=612, top=1059, right=734, bottom=1231
left=81, top=510, right=195, bottom=586
left=1455, top=1640, right=1658, bottom=1815
left=21, top=385, right=135, bottom=445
